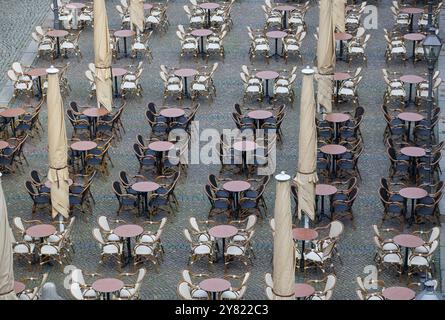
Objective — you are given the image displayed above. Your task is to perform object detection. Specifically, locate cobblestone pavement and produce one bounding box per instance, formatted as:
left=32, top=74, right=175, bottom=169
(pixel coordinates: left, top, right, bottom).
left=2, top=0, right=442, bottom=299
left=0, top=0, right=50, bottom=86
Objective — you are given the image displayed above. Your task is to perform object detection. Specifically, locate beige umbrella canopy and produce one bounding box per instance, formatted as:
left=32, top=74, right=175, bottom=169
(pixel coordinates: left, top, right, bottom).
left=295, top=68, right=318, bottom=221
left=333, top=0, right=346, bottom=33
left=129, top=0, right=145, bottom=34
left=0, top=173, right=18, bottom=300
left=94, top=0, right=113, bottom=111
left=272, top=171, right=295, bottom=300
left=47, top=67, right=70, bottom=219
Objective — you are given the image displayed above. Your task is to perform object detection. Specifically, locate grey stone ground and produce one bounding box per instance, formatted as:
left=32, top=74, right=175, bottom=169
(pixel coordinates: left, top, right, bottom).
left=1, top=0, right=443, bottom=299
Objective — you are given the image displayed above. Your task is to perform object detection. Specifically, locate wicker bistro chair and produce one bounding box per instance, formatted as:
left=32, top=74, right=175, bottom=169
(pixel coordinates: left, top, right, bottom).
left=60, top=31, right=82, bottom=62
left=18, top=273, right=49, bottom=300
left=407, top=240, right=439, bottom=282
left=133, top=241, right=161, bottom=273
left=24, top=180, right=51, bottom=215
left=303, top=240, right=337, bottom=274
left=330, top=187, right=358, bottom=228
left=372, top=236, right=403, bottom=280
left=92, top=228, right=124, bottom=269
left=112, top=181, right=139, bottom=216
left=131, top=31, right=154, bottom=61
left=183, top=228, right=216, bottom=269
left=223, top=230, right=255, bottom=272
left=176, top=31, right=199, bottom=61
left=7, top=70, right=33, bottom=100
left=306, top=274, right=336, bottom=300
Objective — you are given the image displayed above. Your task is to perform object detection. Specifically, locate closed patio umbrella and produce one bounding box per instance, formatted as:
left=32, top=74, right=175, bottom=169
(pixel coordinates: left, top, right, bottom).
left=0, top=173, right=17, bottom=300
left=295, top=68, right=318, bottom=221
left=272, top=171, right=295, bottom=300
left=47, top=66, right=70, bottom=221
left=129, top=0, right=145, bottom=34
left=94, top=0, right=113, bottom=111
left=333, top=0, right=346, bottom=33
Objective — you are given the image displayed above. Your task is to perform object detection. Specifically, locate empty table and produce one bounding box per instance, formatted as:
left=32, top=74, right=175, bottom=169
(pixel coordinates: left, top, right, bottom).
left=208, top=225, right=238, bottom=260
left=325, top=113, right=351, bottom=142
left=256, top=70, right=279, bottom=102
left=399, top=187, right=428, bottom=224
left=401, top=146, right=426, bottom=181
left=223, top=180, right=251, bottom=217
left=26, top=68, right=47, bottom=98
left=403, top=33, right=425, bottom=59
left=111, top=67, right=127, bottom=97
left=47, top=30, right=69, bottom=57
left=66, top=3, right=85, bottom=29
left=0, top=108, right=26, bottom=136
left=114, top=224, right=144, bottom=265
left=233, top=141, right=257, bottom=175
left=274, top=5, right=296, bottom=29
left=199, top=278, right=231, bottom=300
left=174, top=68, right=198, bottom=97
left=71, top=141, right=98, bottom=172
left=247, top=110, right=273, bottom=128
left=293, top=227, right=318, bottom=271
left=148, top=141, right=175, bottom=175
left=82, top=107, right=109, bottom=138
left=316, top=184, right=337, bottom=221
left=160, top=107, right=185, bottom=123
left=131, top=181, right=160, bottom=216
left=335, top=33, right=353, bottom=60
left=198, top=2, right=220, bottom=28
left=333, top=72, right=351, bottom=104
left=92, top=278, right=124, bottom=300
left=26, top=224, right=56, bottom=241
left=294, top=283, right=315, bottom=300
left=397, top=111, right=424, bottom=140
left=114, top=30, right=135, bottom=58
left=394, top=234, right=425, bottom=273
left=320, top=144, right=347, bottom=178
left=191, top=29, right=213, bottom=55
left=382, top=286, right=416, bottom=300
left=399, top=75, right=425, bottom=105
left=400, top=7, right=424, bottom=32
left=266, top=30, right=287, bottom=58
left=14, top=281, right=26, bottom=296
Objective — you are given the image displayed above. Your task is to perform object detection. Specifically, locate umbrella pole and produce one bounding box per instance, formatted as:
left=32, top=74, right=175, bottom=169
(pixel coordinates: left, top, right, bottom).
left=58, top=215, right=65, bottom=232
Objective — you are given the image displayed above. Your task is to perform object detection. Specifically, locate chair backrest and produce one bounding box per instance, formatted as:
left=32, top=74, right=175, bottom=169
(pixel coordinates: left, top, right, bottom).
left=70, top=283, right=84, bottom=300
left=98, top=216, right=111, bottom=232
left=356, top=276, right=367, bottom=292
left=7, top=70, right=18, bottom=82
left=12, top=62, right=23, bottom=75
left=182, top=269, right=192, bottom=284
left=177, top=282, right=192, bottom=300
left=329, top=220, right=344, bottom=239
left=269, top=218, right=275, bottom=233
left=13, top=217, right=25, bottom=232
left=71, top=269, right=86, bottom=286
left=189, top=217, right=200, bottom=233
left=265, top=286, right=275, bottom=300
left=325, top=274, right=337, bottom=292
left=92, top=228, right=105, bottom=245
left=429, top=227, right=440, bottom=243
left=136, top=268, right=147, bottom=284
left=183, top=228, right=193, bottom=243
left=264, top=273, right=273, bottom=288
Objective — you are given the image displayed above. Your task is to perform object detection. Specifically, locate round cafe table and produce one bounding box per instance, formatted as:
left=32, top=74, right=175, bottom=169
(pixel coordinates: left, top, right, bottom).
left=0, top=140, right=9, bottom=152
left=320, top=144, right=347, bottom=179
left=394, top=234, right=425, bottom=274
left=0, top=108, right=26, bottom=136
left=401, top=146, right=426, bottom=181
left=400, top=7, right=424, bottom=33
left=47, top=30, right=69, bottom=57
left=92, top=278, right=124, bottom=300
left=399, top=187, right=428, bottom=224
left=316, top=184, right=337, bottom=221
left=111, top=67, right=127, bottom=98
left=82, top=107, right=109, bottom=138
left=66, top=3, right=85, bottom=29
left=114, top=30, right=135, bottom=58
left=266, top=30, right=287, bottom=58
left=114, top=224, right=144, bottom=265
left=208, top=225, right=238, bottom=260
left=191, top=29, right=213, bottom=55
left=325, top=113, right=351, bottom=143
left=256, top=70, right=280, bottom=102
left=274, top=5, right=296, bottom=29
left=233, top=141, right=258, bottom=176
left=160, top=107, right=185, bottom=123
left=26, top=224, right=56, bottom=242
left=247, top=110, right=273, bottom=128
left=223, top=180, right=251, bottom=218
left=403, top=33, right=425, bottom=60
left=144, top=3, right=153, bottom=10
left=199, top=278, right=231, bottom=300
left=174, top=68, right=198, bottom=97
left=333, top=72, right=351, bottom=104
left=399, top=75, right=425, bottom=105
left=397, top=112, right=424, bottom=141
left=382, top=286, right=416, bottom=300
left=294, top=283, right=315, bottom=300
left=198, top=2, right=220, bottom=28
left=26, top=68, right=47, bottom=98
left=71, top=140, right=98, bottom=172
left=131, top=181, right=160, bottom=216
left=14, top=281, right=26, bottom=296
left=334, top=33, right=353, bottom=61
left=148, top=141, right=175, bottom=175
left=293, top=228, right=319, bottom=272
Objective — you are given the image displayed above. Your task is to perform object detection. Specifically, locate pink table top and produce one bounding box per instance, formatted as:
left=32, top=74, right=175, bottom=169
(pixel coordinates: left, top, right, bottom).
left=114, top=29, right=135, bottom=38
left=66, top=3, right=85, bottom=9
left=233, top=141, right=257, bottom=152
left=404, top=33, right=426, bottom=41
left=160, top=108, right=185, bottom=118
left=26, top=68, right=47, bottom=77
left=144, top=3, right=153, bottom=10
left=400, top=146, right=426, bottom=157
left=393, top=234, right=424, bottom=248
left=148, top=141, right=174, bottom=152
left=294, top=283, right=315, bottom=298
left=199, top=2, right=220, bottom=10
left=400, top=75, right=425, bottom=84
left=292, top=228, right=318, bottom=241
left=247, top=110, right=273, bottom=120
left=399, top=187, right=428, bottom=199
left=44, top=178, right=73, bottom=189
left=71, top=140, right=97, bottom=151
left=335, top=32, right=353, bottom=41
left=320, top=144, right=347, bottom=155
left=0, top=108, right=25, bottom=118
left=223, top=180, right=251, bottom=193
left=92, top=278, right=124, bottom=293
left=334, top=72, right=351, bottom=81
left=266, top=30, right=287, bottom=39
left=114, top=224, right=144, bottom=238
left=275, top=5, right=296, bottom=11
left=26, top=224, right=56, bottom=238
left=47, top=29, right=69, bottom=37
left=131, top=181, right=160, bottom=193
left=174, top=68, right=197, bottom=77
left=316, top=184, right=337, bottom=196
left=83, top=107, right=109, bottom=117
left=112, top=68, right=127, bottom=77
left=209, top=225, right=238, bottom=238
left=256, top=70, right=279, bottom=80
left=191, top=29, right=213, bottom=37
left=397, top=112, right=424, bottom=122
left=199, top=278, right=231, bottom=293
left=14, top=281, right=26, bottom=294
left=400, top=7, right=424, bottom=14
left=325, top=113, right=350, bottom=123
left=0, top=141, right=9, bottom=150
left=382, top=286, right=416, bottom=300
